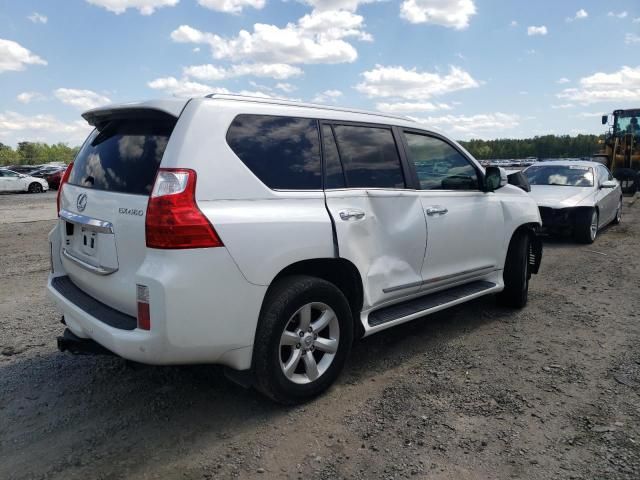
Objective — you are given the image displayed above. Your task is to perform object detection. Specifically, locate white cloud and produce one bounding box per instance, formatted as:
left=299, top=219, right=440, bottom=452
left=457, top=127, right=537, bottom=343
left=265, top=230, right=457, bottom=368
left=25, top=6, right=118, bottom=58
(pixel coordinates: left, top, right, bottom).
left=625, top=33, right=640, bottom=45
left=633, top=18, right=640, bottom=24
left=148, top=76, right=230, bottom=97
left=0, top=39, right=47, bottom=73
left=27, top=12, right=48, bottom=24
left=170, top=10, right=370, bottom=65
left=197, top=0, right=264, bottom=14
left=183, top=63, right=303, bottom=80
left=551, top=104, right=574, bottom=109
left=275, top=82, right=297, bottom=93
left=607, top=11, right=628, bottom=19
left=376, top=101, right=451, bottom=113
left=300, top=0, right=380, bottom=12
left=312, top=89, right=343, bottom=103
left=574, top=112, right=603, bottom=118
left=54, top=88, right=111, bottom=110
left=0, top=111, right=92, bottom=146
left=557, top=65, right=640, bottom=105
left=556, top=77, right=570, bottom=84
left=566, top=9, right=587, bottom=22
left=408, top=112, right=520, bottom=139
left=85, top=0, right=178, bottom=15
left=355, top=65, right=479, bottom=100
left=16, top=91, right=45, bottom=104
left=509, top=20, right=518, bottom=27
left=400, top=0, right=476, bottom=30
left=527, top=25, right=547, bottom=36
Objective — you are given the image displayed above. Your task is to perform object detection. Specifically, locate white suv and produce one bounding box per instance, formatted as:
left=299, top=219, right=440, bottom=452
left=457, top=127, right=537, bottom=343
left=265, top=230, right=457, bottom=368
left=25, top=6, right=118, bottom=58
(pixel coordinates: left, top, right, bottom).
left=48, top=95, right=542, bottom=403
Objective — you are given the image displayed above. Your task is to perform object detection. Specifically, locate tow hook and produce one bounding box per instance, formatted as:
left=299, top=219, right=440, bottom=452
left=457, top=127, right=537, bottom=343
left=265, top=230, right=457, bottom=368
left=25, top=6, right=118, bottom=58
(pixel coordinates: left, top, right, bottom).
left=57, top=328, right=114, bottom=356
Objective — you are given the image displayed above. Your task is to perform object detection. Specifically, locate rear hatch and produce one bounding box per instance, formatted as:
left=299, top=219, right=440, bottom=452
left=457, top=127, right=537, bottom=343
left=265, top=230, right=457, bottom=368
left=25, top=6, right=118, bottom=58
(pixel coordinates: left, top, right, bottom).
left=58, top=108, right=180, bottom=317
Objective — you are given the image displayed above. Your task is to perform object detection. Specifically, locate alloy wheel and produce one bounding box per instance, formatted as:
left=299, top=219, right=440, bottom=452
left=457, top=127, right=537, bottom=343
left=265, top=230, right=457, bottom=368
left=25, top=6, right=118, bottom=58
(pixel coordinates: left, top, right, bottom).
left=279, top=302, right=340, bottom=385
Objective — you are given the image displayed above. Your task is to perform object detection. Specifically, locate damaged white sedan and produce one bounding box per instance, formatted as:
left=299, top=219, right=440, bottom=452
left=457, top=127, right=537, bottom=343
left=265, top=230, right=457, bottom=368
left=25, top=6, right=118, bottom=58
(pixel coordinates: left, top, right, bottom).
left=523, top=160, right=622, bottom=244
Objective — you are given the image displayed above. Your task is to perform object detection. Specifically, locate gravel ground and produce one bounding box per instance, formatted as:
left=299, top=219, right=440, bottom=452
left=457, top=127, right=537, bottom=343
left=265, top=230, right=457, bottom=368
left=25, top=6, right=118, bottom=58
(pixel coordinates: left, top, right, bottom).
left=0, top=192, right=639, bottom=480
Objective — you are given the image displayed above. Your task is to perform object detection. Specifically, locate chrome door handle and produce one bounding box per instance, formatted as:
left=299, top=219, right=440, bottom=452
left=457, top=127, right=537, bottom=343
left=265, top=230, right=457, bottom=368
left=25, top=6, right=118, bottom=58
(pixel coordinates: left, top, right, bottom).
left=426, top=206, right=448, bottom=216
left=339, top=209, right=366, bottom=221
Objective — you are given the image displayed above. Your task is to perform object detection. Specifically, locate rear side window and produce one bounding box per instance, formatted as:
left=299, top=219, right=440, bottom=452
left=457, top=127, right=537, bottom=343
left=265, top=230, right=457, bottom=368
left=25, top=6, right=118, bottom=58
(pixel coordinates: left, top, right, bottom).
left=332, top=125, right=405, bottom=189
left=69, top=115, right=176, bottom=195
left=227, top=114, right=321, bottom=190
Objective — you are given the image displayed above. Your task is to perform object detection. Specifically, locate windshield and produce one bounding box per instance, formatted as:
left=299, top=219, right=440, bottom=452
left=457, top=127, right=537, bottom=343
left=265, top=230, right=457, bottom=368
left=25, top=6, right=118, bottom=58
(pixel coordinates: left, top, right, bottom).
left=524, top=165, right=594, bottom=187
left=614, top=111, right=640, bottom=135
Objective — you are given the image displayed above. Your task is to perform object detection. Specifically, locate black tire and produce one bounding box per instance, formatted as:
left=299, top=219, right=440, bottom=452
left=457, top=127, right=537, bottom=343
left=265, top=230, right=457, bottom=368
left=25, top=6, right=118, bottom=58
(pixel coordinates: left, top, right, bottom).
left=573, top=208, right=598, bottom=244
left=613, top=168, right=638, bottom=195
left=497, top=231, right=530, bottom=308
left=612, top=197, right=622, bottom=225
left=253, top=275, right=353, bottom=404
left=28, top=182, right=43, bottom=193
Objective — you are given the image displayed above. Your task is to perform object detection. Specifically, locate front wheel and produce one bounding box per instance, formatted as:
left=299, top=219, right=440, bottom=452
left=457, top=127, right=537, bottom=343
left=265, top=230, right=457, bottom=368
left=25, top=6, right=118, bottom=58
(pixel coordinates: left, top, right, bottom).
left=574, top=208, right=598, bottom=244
left=253, top=275, right=353, bottom=404
left=497, top=231, right=530, bottom=308
left=28, top=182, right=43, bottom=193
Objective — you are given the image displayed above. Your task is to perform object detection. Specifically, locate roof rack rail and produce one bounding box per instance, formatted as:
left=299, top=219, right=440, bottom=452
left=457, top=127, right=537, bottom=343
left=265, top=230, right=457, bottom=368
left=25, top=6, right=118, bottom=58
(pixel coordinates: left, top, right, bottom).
left=204, top=93, right=411, bottom=122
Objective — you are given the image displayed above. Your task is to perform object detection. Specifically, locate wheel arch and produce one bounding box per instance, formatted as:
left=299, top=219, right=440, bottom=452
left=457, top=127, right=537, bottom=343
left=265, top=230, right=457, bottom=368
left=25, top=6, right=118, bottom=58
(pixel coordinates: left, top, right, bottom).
left=261, top=258, right=365, bottom=337
left=508, top=222, right=542, bottom=275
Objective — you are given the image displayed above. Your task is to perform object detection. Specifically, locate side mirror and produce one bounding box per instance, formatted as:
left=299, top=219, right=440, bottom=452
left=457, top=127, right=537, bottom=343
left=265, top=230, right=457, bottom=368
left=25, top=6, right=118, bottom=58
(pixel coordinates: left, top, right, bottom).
left=602, top=115, right=608, bottom=125
left=484, top=166, right=508, bottom=192
left=18, top=174, right=26, bottom=178
left=600, top=180, right=617, bottom=189
left=507, top=171, right=531, bottom=192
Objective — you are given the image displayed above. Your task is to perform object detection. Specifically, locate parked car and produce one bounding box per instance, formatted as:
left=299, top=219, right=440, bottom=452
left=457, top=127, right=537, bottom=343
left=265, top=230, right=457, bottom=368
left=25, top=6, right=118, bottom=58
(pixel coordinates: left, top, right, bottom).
left=522, top=160, right=622, bottom=243
left=7, top=164, right=44, bottom=174
left=0, top=168, right=49, bottom=193
left=43, top=168, right=66, bottom=190
left=48, top=95, right=543, bottom=403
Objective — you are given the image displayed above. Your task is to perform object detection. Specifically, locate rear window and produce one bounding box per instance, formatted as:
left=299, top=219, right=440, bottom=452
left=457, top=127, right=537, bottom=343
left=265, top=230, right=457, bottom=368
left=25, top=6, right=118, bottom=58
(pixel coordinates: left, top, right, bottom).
left=69, top=115, right=176, bottom=195
left=226, top=114, right=321, bottom=190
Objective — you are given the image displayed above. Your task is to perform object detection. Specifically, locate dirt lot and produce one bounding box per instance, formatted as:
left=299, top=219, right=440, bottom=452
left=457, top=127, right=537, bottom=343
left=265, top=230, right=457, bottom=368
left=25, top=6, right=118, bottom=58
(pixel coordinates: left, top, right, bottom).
left=1, top=192, right=639, bottom=480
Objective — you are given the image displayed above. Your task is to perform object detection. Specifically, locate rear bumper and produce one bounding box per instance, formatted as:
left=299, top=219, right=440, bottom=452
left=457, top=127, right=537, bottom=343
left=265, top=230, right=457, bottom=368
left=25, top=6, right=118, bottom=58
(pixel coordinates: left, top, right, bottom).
left=48, top=227, right=267, bottom=369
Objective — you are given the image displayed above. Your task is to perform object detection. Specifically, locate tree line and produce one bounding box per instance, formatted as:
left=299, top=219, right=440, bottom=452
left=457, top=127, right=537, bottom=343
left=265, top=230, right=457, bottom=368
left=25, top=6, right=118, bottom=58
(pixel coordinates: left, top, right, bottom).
left=0, top=142, right=80, bottom=166
left=459, top=134, right=603, bottom=160
left=0, top=134, right=604, bottom=167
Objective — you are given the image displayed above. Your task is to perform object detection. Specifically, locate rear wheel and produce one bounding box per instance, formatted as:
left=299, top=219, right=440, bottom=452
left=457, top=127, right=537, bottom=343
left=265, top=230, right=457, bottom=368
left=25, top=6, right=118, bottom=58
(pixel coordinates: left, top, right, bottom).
left=497, top=231, right=530, bottom=308
left=574, top=208, right=598, bottom=244
left=253, top=275, right=353, bottom=404
left=28, top=182, right=43, bottom=193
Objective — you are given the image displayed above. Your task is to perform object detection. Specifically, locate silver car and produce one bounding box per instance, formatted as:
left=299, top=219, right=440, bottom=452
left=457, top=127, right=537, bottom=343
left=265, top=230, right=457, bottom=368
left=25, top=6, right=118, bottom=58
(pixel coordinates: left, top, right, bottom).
left=522, top=160, right=622, bottom=244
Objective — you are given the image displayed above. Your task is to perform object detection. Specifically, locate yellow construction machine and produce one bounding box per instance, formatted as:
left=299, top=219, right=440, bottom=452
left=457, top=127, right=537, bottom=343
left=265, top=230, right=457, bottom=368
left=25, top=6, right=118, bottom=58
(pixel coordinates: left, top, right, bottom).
left=595, top=109, right=640, bottom=195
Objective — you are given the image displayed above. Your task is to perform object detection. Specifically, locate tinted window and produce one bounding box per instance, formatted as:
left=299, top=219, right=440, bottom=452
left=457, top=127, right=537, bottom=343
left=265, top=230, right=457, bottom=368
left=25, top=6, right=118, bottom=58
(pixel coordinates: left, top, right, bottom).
left=69, top=116, right=176, bottom=195
left=227, top=115, right=321, bottom=190
left=332, top=125, right=404, bottom=188
left=404, top=133, right=479, bottom=190
left=524, top=165, right=594, bottom=187
left=322, top=125, right=345, bottom=189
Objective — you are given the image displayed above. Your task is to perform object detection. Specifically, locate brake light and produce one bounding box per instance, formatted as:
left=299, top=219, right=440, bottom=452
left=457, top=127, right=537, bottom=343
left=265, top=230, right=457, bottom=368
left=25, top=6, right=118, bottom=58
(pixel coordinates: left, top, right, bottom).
left=56, top=162, right=74, bottom=215
left=145, top=168, right=223, bottom=249
left=136, top=284, right=151, bottom=330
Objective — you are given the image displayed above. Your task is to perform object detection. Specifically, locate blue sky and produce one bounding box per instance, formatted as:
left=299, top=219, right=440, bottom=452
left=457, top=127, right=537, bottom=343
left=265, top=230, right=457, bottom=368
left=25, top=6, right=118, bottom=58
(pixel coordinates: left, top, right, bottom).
left=0, top=0, right=639, bottom=146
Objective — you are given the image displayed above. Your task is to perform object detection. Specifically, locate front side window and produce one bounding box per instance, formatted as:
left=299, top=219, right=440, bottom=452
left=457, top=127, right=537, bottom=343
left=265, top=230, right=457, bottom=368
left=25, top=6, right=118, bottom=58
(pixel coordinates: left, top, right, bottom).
left=403, top=132, right=479, bottom=190
left=227, top=114, right=321, bottom=190
left=332, top=125, right=405, bottom=188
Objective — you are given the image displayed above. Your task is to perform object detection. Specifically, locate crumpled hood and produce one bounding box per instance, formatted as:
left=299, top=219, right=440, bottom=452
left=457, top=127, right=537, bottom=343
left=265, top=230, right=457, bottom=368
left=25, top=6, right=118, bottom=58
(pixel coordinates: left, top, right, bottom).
left=528, top=185, right=594, bottom=208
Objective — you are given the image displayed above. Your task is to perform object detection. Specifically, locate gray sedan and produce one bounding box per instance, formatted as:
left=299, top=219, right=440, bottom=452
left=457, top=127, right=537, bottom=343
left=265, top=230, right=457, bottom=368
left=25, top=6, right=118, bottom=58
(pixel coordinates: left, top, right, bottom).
left=522, top=161, right=622, bottom=244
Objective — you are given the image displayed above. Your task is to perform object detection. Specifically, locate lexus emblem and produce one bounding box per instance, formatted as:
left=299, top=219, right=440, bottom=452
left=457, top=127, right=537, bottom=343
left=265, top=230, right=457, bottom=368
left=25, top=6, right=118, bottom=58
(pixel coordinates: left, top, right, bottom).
left=76, top=193, right=88, bottom=212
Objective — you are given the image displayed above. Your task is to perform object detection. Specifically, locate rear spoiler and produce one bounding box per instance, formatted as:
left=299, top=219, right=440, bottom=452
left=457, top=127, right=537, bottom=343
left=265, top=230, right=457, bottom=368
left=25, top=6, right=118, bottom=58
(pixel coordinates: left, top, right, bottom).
left=82, top=99, right=189, bottom=126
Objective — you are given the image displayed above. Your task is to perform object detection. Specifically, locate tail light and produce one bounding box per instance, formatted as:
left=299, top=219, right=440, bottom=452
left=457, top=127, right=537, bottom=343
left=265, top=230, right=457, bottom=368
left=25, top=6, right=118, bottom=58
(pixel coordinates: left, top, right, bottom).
left=136, top=284, right=151, bottom=330
left=56, top=162, right=74, bottom=215
left=145, top=168, right=223, bottom=249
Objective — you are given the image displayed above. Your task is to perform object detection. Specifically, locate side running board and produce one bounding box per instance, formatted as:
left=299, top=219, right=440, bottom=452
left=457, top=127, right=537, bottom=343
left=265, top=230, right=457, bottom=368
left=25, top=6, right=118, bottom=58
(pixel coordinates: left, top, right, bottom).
left=368, top=280, right=496, bottom=327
